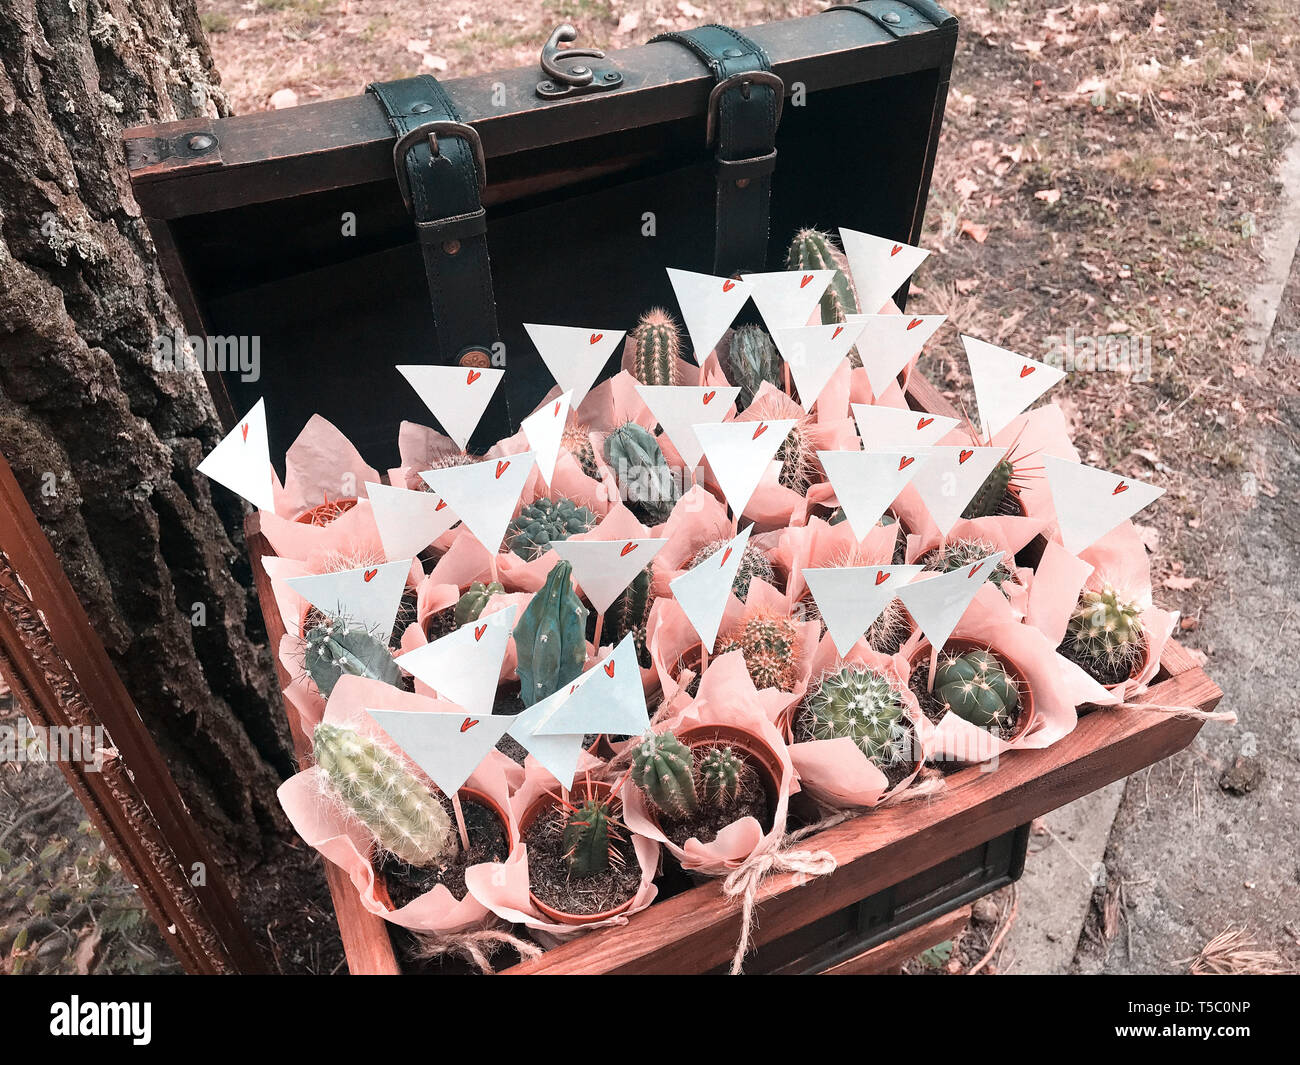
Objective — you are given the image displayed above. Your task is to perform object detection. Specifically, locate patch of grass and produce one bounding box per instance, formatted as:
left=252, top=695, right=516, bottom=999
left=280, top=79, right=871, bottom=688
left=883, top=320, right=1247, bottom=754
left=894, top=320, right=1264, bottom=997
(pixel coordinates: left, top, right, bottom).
left=200, top=12, right=232, bottom=34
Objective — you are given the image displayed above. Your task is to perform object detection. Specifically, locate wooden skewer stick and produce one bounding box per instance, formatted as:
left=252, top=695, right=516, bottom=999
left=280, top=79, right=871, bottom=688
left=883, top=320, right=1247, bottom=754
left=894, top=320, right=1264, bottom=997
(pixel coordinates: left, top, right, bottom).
left=450, top=792, right=471, bottom=851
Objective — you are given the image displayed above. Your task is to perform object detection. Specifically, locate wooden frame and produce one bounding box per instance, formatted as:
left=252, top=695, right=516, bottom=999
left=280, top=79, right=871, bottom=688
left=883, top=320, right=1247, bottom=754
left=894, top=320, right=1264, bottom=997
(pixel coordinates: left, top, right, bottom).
left=248, top=371, right=1222, bottom=975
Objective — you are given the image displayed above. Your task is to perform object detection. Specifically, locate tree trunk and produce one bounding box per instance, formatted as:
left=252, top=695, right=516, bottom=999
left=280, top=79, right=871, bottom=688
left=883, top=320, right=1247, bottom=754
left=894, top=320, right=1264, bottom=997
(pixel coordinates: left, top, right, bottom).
left=0, top=0, right=324, bottom=966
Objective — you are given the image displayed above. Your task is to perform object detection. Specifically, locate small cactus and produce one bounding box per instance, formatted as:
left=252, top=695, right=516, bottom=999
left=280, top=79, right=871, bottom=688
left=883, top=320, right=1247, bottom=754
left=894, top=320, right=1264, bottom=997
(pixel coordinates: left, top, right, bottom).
left=688, top=538, right=775, bottom=600
left=604, top=421, right=679, bottom=522
left=561, top=422, right=599, bottom=479
left=629, top=308, right=681, bottom=386
left=921, top=536, right=1017, bottom=590
left=786, top=228, right=860, bottom=364
left=605, top=566, right=653, bottom=663
left=454, top=580, right=503, bottom=628
left=515, top=560, right=589, bottom=707
left=726, top=324, right=783, bottom=410
left=303, top=621, right=403, bottom=697
left=800, top=666, right=911, bottom=768
left=313, top=722, right=456, bottom=867
left=716, top=608, right=802, bottom=692
left=631, top=731, right=698, bottom=816
left=561, top=794, right=625, bottom=878
left=506, top=497, right=598, bottom=562
left=699, top=746, right=746, bottom=808
left=963, top=459, right=1016, bottom=519
left=740, top=393, right=818, bottom=494
left=933, top=649, right=1021, bottom=731
left=1064, top=585, right=1147, bottom=679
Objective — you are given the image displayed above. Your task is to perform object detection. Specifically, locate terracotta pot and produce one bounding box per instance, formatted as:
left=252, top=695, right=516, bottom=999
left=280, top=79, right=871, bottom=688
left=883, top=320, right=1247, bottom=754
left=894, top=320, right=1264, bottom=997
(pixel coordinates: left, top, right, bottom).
left=676, top=722, right=785, bottom=820
left=908, top=636, right=1035, bottom=744
left=294, top=497, right=359, bottom=526
left=519, top=779, right=638, bottom=926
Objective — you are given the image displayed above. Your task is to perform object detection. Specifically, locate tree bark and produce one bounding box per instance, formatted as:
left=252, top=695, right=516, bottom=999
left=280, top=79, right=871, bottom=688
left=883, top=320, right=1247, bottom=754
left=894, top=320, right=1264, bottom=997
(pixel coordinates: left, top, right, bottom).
left=0, top=0, right=302, bottom=934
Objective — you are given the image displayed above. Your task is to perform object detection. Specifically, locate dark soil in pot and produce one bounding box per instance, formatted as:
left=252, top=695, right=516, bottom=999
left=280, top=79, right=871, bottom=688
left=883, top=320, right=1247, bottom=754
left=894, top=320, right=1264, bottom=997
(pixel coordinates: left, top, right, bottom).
left=376, top=792, right=509, bottom=908
left=521, top=796, right=642, bottom=919
left=791, top=703, right=920, bottom=790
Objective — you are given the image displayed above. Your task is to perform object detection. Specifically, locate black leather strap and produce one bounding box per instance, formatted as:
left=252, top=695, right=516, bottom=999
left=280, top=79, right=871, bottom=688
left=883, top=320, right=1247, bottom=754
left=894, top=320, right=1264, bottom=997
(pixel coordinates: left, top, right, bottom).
left=367, top=75, right=499, bottom=370
left=651, top=25, right=782, bottom=277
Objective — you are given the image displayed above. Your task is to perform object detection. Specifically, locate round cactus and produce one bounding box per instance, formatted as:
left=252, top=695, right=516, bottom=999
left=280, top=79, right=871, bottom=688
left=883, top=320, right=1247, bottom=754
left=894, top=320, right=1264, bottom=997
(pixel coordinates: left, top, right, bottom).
left=631, top=731, right=698, bottom=816
left=1065, top=584, right=1147, bottom=680
left=561, top=421, right=599, bottom=479
left=933, top=650, right=1021, bottom=731
left=313, top=723, right=456, bottom=867
left=740, top=393, right=817, bottom=494
left=688, top=538, right=776, bottom=600
left=605, top=566, right=653, bottom=663
left=716, top=609, right=802, bottom=692
left=921, top=536, right=1017, bottom=589
left=454, top=580, right=503, bottom=628
left=629, top=308, right=681, bottom=386
left=561, top=794, right=624, bottom=878
left=506, top=497, right=598, bottom=561
left=699, top=746, right=745, bottom=808
left=799, top=666, right=911, bottom=768
left=303, top=621, right=403, bottom=697
left=726, top=324, right=782, bottom=410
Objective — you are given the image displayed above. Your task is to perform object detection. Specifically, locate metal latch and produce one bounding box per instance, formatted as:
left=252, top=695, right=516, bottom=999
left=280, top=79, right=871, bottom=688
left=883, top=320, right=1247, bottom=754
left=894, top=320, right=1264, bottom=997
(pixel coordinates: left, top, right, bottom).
left=536, top=23, right=623, bottom=99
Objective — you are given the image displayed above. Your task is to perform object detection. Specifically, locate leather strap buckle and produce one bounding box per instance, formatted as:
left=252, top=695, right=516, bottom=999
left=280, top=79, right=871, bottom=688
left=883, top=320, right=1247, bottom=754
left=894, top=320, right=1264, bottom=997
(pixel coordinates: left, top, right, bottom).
left=392, top=120, right=486, bottom=210
left=705, top=70, right=785, bottom=147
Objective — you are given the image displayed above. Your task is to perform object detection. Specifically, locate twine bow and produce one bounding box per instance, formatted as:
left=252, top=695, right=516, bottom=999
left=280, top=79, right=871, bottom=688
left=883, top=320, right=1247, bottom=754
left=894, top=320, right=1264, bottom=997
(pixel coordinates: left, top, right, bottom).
left=412, top=926, right=543, bottom=974
left=1115, top=681, right=1237, bottom=723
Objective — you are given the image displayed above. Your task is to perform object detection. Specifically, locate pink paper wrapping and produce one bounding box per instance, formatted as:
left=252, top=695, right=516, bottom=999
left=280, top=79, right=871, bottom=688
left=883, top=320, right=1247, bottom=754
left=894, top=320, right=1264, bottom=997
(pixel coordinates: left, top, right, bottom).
left=786, top=633, right=934, bottom=811
left=650, top=483, right=741, bottom=598
left=464, top=762, right=660, bottom=945
left=259, top=496, right=384, bottom=565
left=275, top=674, right=519, bottom=934
left=774, top=516, right=902, bottom=605
left=645, top=593, right=745, bottom=707
left=270, top=414, right=380, bottom=520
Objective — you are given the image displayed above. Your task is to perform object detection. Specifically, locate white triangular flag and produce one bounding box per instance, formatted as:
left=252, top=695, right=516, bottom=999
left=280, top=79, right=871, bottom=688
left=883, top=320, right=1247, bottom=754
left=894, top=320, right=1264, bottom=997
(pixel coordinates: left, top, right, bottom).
left=695, top=419, right=796, bottom=518
left=963, top=336, right=1066, bottom=441
left=365, top=481, right=458, bottom=562
left=818, top=448, right=934, bottom=541
left=851, top=404, right=959, bottom=449
left=397, top=605, right=517, bottom=719
left=1042, top=456, right=1164, bottom=556
left=896, top=552, right=1006, bottom=654
left=197, top=398, right=275, bottom=511
left=420, top=453, right=535, bottom=555
left=286, top=558, right=409, bottom=640
left=396, top=364, right=504, bottom=450
left=635, top=384, right=739, bottom=469
left=839, top=228, right=930, bottom=315
left=533, top=635, right=649, bottom=737
left=507, top=673, right=593, bottom=788
left=521, top=390, right=572, bottom=487
left=910, top=445, right=1008, bottom=536
left=523, top=325, right=625, bottom=408
left=550, top=537, right=668, bottom=615
left=803, top=565, right=924, bottom=656
left=742, top=269, right=835, bottom=330
left=847, top=313, right=946, bottom=396
left=669, top=524, right=751, bottom=653
left=366, top=707, right=513, bottom=798
left=667, top=267, right=752, bottom=363
left=770, top=322, right=866, bottom=410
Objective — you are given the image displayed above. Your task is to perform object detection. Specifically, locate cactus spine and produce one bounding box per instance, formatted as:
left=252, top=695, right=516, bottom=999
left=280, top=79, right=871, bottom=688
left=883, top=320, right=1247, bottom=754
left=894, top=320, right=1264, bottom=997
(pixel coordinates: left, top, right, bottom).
left=922, top=537, right=1016, bottom=589
left=726, top=324, right=783, bottom=410
left=787, top=229, right=860, bottom=363
left=303, top=621, right=403, bottom=697
left=506, top=497, right=599, bottom=561
left=561, top=422, right=599, bottom=479
left=933, top=650, right=1021, bottom=730
left=313, top=723, right=456, bottom=867
left=962, top=459, right=1016, bottom=519
left=515, top=560, right=589, bottom=707
left=741, top=392, right=818, bottom=494
left=800, top=666, right=911, bottom=768
left=716, top=608, right=802, bottom=692
left=629, top=308, right=681, bottom=386
left=688, top=538, right=775, bottom=600
left=699, top=746, right=745, bottom=808
left=562, top=794, right=624, bottom=878
left=1065, top=585, right=1147, bottom=678
left=454, top=580, right=503, bottom=628
left=631, top=731, right=698, bottom=816
left=605, top=566, right=653, bottom=662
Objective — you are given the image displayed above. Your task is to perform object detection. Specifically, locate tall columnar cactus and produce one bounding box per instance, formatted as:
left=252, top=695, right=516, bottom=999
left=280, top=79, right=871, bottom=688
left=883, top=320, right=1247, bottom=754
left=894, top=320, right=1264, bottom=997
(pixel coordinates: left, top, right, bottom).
left=629, top=308, right=681, bottom=386
left=933, top=650, right=1021, bottom=730
left=801, top=666, right=911, bottom=768
left=304, top=621, right=403, bottom=697
left=726, top=324, right=783, bottom=410
left=515, top=560, right=589, bottom=707
left=631, top=731, right=698, bottom=817
left=604, top=421, right=679, bottom=521
left=606, top=566, right=653, bottom=663
left=1065, top=585, right=1147, bottom=678
left=561, top=421, right=599, bottom=479
left=716, top=609, right=802, bottom=692
left=312, top=723, right=456, bottom=867
left=787, top=228, right=860, bottom=366
left=699, top=746, right=745, bottom=808
left=506, top=497, right=598, bottom=561
left=454, top=580, right=503, bottom=628
left=963, top=459, right=1017, bottom=519
left=562, top=794, right=624, bottom=878
left=688, top=538, right=775, bottom=600
left=923, top=536, right=1016, bottom=590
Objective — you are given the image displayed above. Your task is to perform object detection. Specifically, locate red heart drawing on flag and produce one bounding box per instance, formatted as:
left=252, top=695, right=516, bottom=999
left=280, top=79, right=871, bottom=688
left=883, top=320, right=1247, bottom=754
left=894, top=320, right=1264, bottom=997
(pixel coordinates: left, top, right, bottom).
left=916, top=417, right=934, bottom=430
left=875, top=570, right=890, bottom=586
left=969, top=563, right=982, bottom=579
left=703, top=390, right=716, bottom=405
left=958, top=449, right=974, bottom=464
left=898, top=455, right=914, bottom=471
left=460, top=718, right=478, bottom=733
left=891, top=244, right=902, bottom=257
left=1113, top=482, right=1129, bottom=495
left=474, top=624, right=487, bottom=641
left=363, top=568, right=378, bottom=582
left=832, top=325, right=844, bottom=339
left=800, top=274, right=813, bottom=288
left=722, top=280, right=735, bottom=292
left=590, top=333, right=603, bottom=345
left=495, top=460, right=510, bottom=479
left=720, top=547, right=733, bottom=567
left=435, top=499, right=448, bottom=512
left=620, top=542, right=636, bottom=557
left=554, top=400, right=561, bottom=416
left=604, top=661, right=615, bottom=678
left=1019, top=365, right=1036, bottom=378
left=907, top=318, right=923, bottom=330
left=752, top=423, right=768, bottom=440
left=466, top=369, right=481, bottom=385
left=241, top=423, right=249, bottom=442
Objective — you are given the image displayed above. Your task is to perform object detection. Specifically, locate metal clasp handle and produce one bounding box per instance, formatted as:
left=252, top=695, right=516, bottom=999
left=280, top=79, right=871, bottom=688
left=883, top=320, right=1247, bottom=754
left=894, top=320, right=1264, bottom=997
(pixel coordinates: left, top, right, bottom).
left=536, top=24, right=622, bottom=99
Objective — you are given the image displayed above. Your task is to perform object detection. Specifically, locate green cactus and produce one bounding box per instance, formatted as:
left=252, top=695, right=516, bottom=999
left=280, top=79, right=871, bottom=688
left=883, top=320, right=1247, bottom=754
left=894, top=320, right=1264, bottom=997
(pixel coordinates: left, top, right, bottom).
left=515, top=560, right=589, bottom=707
left=933, top=650, right=1021, bottom=731
left=562, top=794, right=624, bottom=878
left=1064, top=585, right=1147, bottom=679
left=786, top=228, right=860, bottom=366
left=506, top=497, right=599, bottom=562
left=716, top=608, right=802, bottom=692
left=631, top=731, right=697, bottom=817
left=312, top=722, right=456, bottom=867
left=604, top=421, right=679, bottom=522
left=688, top=538, right=776, bottom=601
left=561, top=421, right=599, bottom=479
left=726, top=324, right=783, bottom=410
left=742, top=394, right=817, bottom=494
left=962, top=459, right=1016, bottom=519
left=454, top=580, right=503, bottom=628
left=800, top=666, right=911, bottom=768
left=629, top=308, right=681, bottom=386
left=921, top=536, right=1017, bottom=590
left=303, top=621, right=403, bottom=697
left=699, top=746, right=745, bottom=808
left=605, top=566, right=653, bottom=664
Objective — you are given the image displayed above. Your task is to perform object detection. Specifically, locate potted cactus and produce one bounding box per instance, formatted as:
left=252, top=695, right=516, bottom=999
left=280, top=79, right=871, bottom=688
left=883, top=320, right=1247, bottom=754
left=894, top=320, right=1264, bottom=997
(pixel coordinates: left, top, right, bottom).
left=726, top=323, right=784, bottom=410
left=686, top=536, right=778, bottom=601
left=626, top=308, right=682, bottom=387
left=1059, top=584, right=1151, bottom=688
left=510, top=560, right=589, bottom=712
left=506, top=497, right=599, bottom=562
left=602, top=421, right=681, bottom=526
left=907, top=639, right=1031, bottom=741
